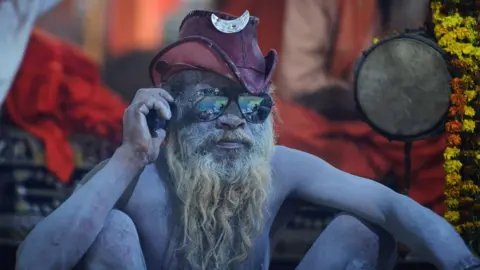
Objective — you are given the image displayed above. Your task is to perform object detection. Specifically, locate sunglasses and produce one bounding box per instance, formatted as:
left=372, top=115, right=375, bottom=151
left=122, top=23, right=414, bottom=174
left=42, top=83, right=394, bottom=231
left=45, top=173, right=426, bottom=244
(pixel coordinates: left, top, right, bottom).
left=182, top=88, right=274, bottom=124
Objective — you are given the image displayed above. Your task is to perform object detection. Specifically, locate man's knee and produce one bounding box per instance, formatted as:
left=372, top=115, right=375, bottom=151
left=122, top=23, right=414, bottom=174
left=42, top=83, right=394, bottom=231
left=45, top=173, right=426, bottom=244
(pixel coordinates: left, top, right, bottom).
left=328, top=214, right=397, bottom=264
left=101, top=209, right=139, bottom=242
left=81, top=210, right=145, bottom=270
left=297, top=214, right=397, bottom=270
left=330, top=213, right=396, bottom=250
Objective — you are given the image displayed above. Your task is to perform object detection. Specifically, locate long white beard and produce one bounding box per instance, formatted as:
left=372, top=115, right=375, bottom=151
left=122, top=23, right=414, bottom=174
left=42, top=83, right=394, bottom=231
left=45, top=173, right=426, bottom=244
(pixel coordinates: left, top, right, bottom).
left=164, top=117, right=276, bottom=269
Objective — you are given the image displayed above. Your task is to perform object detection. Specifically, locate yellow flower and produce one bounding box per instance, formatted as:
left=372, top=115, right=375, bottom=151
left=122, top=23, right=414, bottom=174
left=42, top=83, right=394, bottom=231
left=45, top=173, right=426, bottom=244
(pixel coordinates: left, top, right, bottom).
left=444, top=211, right=460, bottom=223
left=464, top=106, right=476, bottom=117
left=446, top=173, right=461, bottom=187
left=434, top=0, right=480, bottom=242
left=438, top=35, right=457, bottom=48
left=444, top=147, right=461, bottom=160
left=462, top=119, right=476, bottom=132
left=464, top=90, right=477, bottom=101
left=444, top=160, right=463, bottom=173
left=441, top=14, right=463, bottom=29
left=460, top=197, right=474, bottom=204
left=454, top=27, right=477, bottom=41
left=462, top=44, right=475, bottom=55
left=457, top=222, right=480, bottom=233
left=373, top=37, right=380, bottom=44
left=474, top=221, right=480, bottom=229
left=444, top=43, right=464, bottom=58
left=445, top=188, right=460, bottom=198
left=463, top=17, right=477, bottom=28
left=430, top=1, right=442, bottom=10
left=462, top=75, right=475, bottom=88
left=434, top=24, right=448, bottom=37
left=445, top=198, right=459, bottom=208
left=461, top=180, right=480, bottom=194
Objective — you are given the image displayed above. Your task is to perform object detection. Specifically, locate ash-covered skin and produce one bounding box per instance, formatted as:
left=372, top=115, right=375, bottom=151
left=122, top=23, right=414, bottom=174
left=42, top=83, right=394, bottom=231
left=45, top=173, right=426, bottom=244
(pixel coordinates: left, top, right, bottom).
left=17, top=71, right=478, bottom=270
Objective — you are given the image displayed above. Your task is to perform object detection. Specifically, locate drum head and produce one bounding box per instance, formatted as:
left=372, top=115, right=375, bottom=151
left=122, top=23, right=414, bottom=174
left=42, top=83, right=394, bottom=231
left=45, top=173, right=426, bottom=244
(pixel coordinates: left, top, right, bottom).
left=354, top=34, right=451, bottom=141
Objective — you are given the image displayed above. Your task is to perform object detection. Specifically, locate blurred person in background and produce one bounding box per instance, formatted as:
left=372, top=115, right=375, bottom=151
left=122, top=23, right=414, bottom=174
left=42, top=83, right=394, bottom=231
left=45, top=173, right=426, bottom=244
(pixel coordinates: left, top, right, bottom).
left=277, top=0, right=444, bottom=213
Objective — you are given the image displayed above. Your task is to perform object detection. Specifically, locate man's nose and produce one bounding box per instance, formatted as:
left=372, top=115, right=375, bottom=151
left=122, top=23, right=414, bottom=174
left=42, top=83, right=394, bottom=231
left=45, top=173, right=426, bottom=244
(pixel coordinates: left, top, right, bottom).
left=216, top=114, right=246, bottom=130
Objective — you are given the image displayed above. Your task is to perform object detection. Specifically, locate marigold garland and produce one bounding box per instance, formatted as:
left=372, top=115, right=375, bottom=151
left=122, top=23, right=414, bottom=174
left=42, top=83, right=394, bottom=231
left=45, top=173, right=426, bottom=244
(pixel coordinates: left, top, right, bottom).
left=432, top=0, right=480, bottom=252
left=371, top=0, right=480, bottom=252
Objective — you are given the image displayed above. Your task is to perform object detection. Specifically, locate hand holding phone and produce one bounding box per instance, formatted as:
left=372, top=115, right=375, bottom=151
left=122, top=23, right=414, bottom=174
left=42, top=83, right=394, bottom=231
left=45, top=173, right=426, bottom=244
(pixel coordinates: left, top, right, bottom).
left=121, top=88, right=174, bottom=164
left=146, top=102, right=177, bottom=137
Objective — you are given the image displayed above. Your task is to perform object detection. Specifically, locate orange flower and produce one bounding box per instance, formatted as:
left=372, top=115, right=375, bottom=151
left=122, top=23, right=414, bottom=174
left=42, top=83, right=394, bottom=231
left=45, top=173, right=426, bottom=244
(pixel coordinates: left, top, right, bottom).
left=447, top=134, right=462, bottom=146
left=451, top=78, right=464, bottom=93
left=451, top=60, right=473, bottom=72
left=448, top=107, right=456, bottom=116
left=450, top=93, right=467, bottom=106
left=446, top=121, right=463, bottom=133
left=448, top=106, right=464, bottom=116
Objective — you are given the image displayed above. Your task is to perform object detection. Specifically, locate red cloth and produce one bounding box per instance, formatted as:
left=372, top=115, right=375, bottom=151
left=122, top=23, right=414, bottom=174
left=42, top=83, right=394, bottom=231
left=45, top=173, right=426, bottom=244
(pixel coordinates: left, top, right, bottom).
left=4, top=30, right=127, bottom=183
left=276, top=99, right=446, bottom=214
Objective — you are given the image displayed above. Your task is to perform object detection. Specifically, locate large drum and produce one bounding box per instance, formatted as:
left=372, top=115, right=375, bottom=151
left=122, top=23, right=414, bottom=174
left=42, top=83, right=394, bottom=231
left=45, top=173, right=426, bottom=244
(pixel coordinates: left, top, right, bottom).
left=354, top=33, right=452, bottom=142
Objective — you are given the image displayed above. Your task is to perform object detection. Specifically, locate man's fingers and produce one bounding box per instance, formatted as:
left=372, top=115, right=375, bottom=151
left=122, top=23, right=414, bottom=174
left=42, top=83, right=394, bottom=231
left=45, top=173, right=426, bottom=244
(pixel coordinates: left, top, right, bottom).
left=158, top=89, right=174, bottom=102
left=131, top=89, right=172, bottom=120
left=154, top=129, right=166, bottom=143
left=138, top=104, right=149, bottom=115
left=153, top=100, right=171, bottom=120
left=139, top=99, right=171, bottom=120
left=135, top=88, right=174, bottom=103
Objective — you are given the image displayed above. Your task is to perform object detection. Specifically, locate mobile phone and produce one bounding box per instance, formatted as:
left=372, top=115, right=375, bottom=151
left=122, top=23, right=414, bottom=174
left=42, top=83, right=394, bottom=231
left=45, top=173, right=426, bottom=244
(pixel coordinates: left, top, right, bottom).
left=146, top=102, right=177, bottom=137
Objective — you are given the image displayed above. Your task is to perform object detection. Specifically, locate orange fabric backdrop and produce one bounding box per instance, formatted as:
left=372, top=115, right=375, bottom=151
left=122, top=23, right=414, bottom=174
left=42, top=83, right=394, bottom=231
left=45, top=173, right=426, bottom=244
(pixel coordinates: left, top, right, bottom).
left=107, top=0, right=180, bottom=56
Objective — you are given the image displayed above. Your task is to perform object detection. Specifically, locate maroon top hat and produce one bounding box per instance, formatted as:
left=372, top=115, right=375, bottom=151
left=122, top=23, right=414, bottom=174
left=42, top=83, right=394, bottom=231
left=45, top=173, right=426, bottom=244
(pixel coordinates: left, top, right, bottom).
left=149, top=10, right=278, bottom=95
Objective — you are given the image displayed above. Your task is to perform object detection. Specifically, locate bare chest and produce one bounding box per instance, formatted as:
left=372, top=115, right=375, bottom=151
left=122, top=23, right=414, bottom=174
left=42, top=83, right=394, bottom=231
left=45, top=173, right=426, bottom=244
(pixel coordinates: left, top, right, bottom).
left=122, top=165, right=288, bottom=270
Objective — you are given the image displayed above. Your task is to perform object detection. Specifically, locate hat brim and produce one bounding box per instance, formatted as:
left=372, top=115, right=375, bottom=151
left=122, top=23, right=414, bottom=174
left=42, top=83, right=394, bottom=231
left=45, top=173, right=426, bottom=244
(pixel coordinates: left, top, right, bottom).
left=149, top=36, right=277, bottom=94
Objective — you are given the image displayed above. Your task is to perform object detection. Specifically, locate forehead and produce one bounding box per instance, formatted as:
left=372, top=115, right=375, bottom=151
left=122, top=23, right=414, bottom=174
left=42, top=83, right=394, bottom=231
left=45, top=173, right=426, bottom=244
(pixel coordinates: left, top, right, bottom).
left=172, top=70, right=241, bottom=92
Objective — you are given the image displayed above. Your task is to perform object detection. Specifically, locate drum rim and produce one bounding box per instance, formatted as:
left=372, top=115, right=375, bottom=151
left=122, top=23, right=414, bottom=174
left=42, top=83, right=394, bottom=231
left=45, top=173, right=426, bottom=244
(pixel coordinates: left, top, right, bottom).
left=353, top=32, right=452, bottom=142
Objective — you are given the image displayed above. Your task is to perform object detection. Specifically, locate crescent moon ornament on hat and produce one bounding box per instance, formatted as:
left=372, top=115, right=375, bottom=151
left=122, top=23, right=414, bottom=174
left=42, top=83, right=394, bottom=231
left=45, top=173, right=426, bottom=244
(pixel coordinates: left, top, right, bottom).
left=211, top=10, right=250, bottom=34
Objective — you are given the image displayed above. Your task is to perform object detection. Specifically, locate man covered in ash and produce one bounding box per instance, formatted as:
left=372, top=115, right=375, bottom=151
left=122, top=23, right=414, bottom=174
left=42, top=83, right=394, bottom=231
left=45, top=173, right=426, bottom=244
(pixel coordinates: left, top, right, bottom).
left=17, top=10, right=480, bottom=270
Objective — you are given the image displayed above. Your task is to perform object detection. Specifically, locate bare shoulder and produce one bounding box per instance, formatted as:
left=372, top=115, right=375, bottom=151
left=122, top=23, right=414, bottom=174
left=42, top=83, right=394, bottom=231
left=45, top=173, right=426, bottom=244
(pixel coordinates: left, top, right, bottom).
left=271, top=145, right=327, bottom=191
left=272, top=145, right=358, bottom=193
left=272, top=145, right=328, bottom=175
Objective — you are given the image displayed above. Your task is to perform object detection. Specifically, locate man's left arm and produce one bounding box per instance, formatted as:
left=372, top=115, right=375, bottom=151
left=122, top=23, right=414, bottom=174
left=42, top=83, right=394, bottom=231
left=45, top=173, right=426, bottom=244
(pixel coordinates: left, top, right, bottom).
left=277, top=146, right=478, bottom=270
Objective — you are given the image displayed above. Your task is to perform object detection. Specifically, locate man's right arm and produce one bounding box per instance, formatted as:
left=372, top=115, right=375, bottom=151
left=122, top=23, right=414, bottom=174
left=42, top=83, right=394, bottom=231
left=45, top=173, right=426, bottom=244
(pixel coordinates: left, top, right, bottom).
left=16, top=145, right=144, bottom=270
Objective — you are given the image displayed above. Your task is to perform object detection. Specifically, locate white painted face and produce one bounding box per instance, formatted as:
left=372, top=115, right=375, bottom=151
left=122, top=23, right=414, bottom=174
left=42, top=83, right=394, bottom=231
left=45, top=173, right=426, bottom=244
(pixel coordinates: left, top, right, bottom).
left=0, top=0, right=62, bottom=106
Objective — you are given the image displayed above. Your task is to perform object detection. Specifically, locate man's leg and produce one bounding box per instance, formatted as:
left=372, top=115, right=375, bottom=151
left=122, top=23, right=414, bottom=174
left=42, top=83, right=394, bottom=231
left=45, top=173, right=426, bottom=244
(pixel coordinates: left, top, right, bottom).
left=296, top=214, right=397, bottom=270
left=79, top=210, right=146, bottom=270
